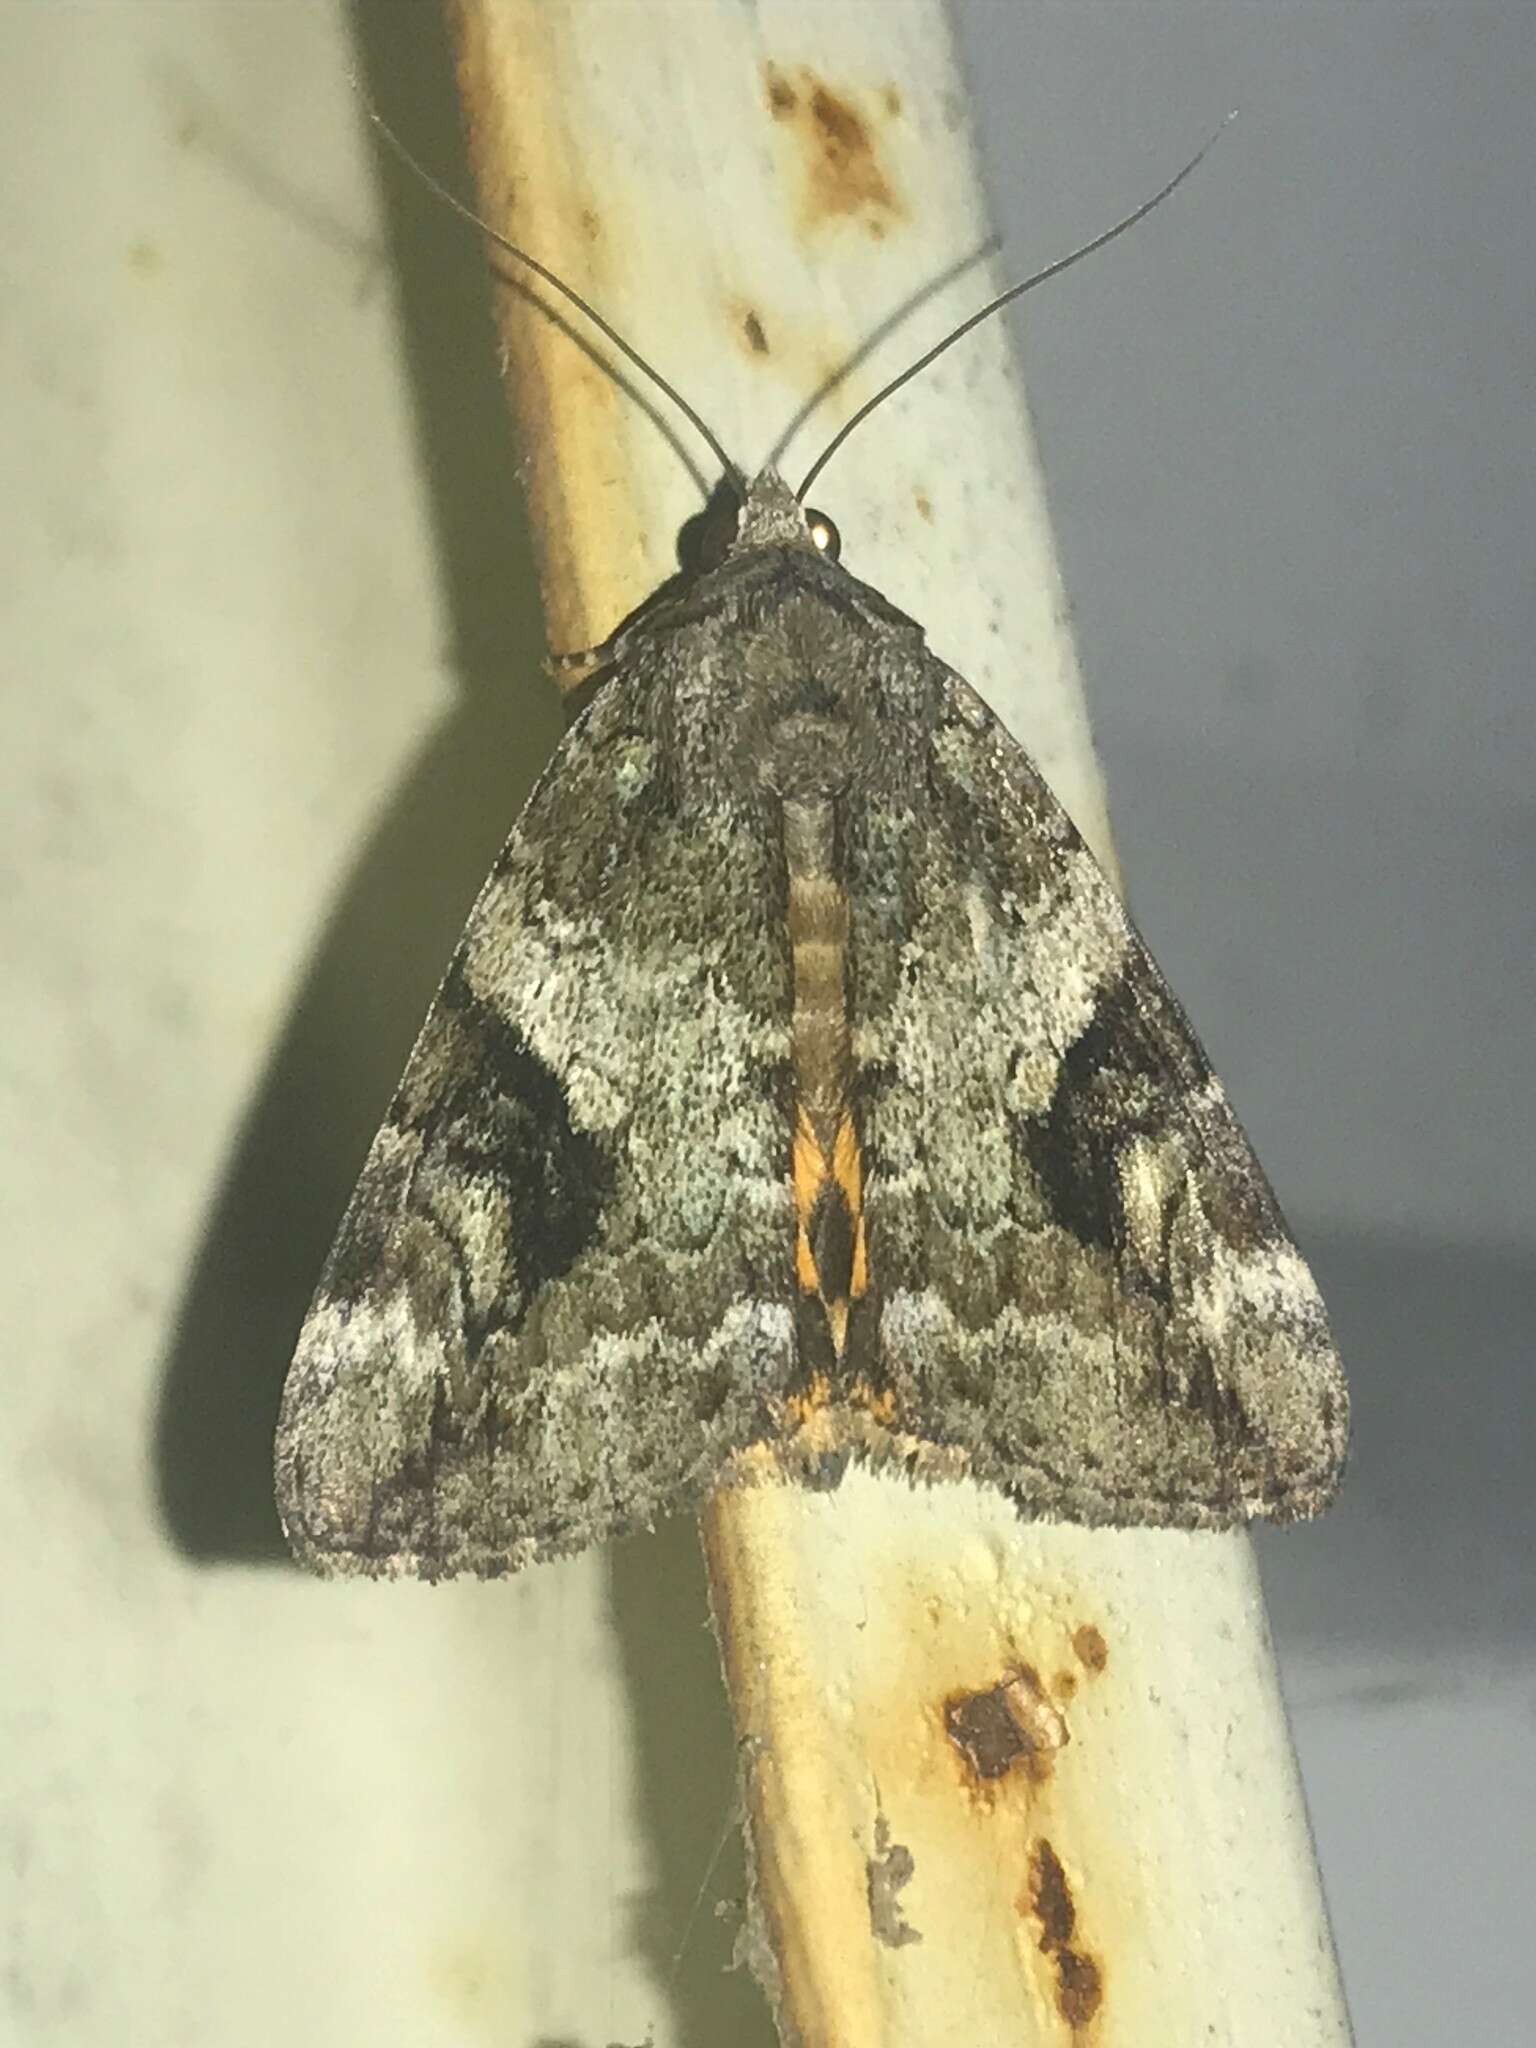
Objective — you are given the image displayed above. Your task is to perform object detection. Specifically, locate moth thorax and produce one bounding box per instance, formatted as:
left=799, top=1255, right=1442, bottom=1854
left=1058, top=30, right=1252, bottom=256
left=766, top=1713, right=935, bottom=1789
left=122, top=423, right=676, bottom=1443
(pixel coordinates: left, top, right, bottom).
left=759, top=711, right=855, bottom=798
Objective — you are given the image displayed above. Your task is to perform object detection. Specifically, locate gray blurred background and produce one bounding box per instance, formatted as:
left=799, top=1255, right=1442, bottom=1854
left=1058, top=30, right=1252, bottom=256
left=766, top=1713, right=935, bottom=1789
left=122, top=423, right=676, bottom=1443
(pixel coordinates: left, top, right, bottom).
left=955, top=6, right=1534, bottom=2041
left=5, top=4, right=1530, bottom=2045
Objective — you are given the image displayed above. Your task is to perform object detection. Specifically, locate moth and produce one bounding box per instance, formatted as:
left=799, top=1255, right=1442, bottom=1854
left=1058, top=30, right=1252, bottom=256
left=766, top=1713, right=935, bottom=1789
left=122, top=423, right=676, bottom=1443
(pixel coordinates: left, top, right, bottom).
left=276, top=139, right=1348, bottom=1579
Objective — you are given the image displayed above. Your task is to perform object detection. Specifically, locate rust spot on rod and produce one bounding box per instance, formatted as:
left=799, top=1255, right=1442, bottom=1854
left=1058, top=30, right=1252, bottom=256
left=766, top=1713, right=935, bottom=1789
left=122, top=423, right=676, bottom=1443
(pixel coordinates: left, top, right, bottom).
left=1073, top=1623, right=1109, bottom=1674
left=1025, top=1837, right=1105, bottom=2029
left=943, top=1665, right=1069, bottom=1789
left=762, top=63, right=907, bottom=237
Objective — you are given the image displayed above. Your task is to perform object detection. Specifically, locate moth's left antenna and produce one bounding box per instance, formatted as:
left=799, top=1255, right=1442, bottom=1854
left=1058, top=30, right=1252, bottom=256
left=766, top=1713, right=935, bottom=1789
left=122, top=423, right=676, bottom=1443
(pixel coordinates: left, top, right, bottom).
left=795, top=116, right=1236, bottom=503
left=356, top=86, right=746, bottom=495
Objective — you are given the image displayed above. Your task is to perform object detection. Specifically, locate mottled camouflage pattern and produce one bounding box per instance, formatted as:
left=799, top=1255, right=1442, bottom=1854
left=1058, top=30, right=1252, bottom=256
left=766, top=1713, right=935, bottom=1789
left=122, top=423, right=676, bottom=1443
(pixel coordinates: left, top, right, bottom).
left=276, top=475, right=1347, bottom=1577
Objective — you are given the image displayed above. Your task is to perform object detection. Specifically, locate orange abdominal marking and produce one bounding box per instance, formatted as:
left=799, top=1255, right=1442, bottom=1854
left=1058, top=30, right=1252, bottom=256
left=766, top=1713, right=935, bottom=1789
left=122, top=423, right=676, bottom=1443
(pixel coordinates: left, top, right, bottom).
left=791, top=1103, right=868, bottom=1358
left=832, top=1113, right=868, bottom=1300
left=792, top=1107, right=825, bottom=1292
left=782, top=793, right=869, bottom=1364
left=787, top=1371, right=834, bottom=1427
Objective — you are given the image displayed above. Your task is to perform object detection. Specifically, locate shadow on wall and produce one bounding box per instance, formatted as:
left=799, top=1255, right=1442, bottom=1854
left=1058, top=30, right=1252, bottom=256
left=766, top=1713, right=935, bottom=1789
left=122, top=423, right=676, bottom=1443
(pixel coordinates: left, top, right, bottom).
left=149, top=23, right=772, bottom=2041
left=153, top=2, right=555, bottom=1565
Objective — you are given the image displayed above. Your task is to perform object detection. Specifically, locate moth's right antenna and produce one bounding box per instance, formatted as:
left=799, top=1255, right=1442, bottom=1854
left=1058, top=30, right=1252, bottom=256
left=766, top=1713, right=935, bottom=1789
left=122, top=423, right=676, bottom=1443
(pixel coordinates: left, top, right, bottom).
left=795, top=116, right=1236, bottom=503
left=357, top=87, right=746, bottom=496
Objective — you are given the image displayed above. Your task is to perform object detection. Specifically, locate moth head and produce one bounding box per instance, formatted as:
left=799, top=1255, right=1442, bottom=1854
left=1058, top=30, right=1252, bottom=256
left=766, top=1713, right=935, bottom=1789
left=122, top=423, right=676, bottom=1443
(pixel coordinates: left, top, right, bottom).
left=354, top=89, right=1228, bottom=588
left=730, top=469, right=841, bottom=560
left=674, top=473, right=747, bottom=577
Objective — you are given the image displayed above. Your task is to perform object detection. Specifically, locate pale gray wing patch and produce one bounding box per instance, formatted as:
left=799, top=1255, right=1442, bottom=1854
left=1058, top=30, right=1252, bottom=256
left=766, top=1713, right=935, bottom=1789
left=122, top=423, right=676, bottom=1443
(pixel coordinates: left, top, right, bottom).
left=276, top=671, right=797, bottom=1579
left=853, top=666, right=1348, bottom=1528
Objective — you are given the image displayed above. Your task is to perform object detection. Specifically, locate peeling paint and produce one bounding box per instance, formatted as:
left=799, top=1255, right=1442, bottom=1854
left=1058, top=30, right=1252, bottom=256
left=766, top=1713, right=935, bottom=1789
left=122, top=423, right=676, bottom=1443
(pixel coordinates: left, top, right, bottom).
left=943, top=1665, right=1070, bottom=1787
left=866, top=1810, right=922, bottom=1948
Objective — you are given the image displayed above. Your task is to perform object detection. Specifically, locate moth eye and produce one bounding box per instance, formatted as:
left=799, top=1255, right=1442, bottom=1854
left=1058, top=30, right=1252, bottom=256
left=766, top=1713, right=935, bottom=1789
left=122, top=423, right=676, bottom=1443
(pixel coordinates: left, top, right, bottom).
left=805, top=508, right=841, bottom=562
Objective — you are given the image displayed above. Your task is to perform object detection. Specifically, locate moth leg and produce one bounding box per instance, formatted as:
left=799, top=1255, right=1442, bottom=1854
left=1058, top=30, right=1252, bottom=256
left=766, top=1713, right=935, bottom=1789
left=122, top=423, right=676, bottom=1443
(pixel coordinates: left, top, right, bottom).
left=544, top=637, right=620, bottom=693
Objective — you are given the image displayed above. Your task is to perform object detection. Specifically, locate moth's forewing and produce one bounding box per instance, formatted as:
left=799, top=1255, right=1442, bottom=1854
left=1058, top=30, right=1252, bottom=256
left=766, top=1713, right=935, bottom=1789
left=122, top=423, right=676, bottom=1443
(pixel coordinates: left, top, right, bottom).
left=276, top=478, right=1346, bottom=1577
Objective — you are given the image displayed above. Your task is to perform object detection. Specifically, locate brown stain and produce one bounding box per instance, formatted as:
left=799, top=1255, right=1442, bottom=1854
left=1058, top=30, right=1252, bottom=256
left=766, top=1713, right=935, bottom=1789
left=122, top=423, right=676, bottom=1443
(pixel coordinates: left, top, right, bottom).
left=762, top=62, right=906, bottom=237
left=1073, top=1624, right=1109, bottom=1675
left=741, top=307, right=770, bottom=356
left=578, top=206, right=603, bottom=244
left=766, top=68, right=799, bottom=117
left=1024, top=1838, right=1105, bottom=2030
left=943, top=1665, right=1070, bottom=1791
left=1053, top=1669, right=1079, bottom=1702
left=913, top=487, right=934, bottom=523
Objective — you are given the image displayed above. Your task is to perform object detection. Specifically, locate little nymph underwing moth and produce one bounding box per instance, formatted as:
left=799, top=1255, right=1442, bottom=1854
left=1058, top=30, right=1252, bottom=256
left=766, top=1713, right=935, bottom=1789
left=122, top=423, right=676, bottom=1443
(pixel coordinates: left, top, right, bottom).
left=275, top=129, right=1348, bottom=1579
